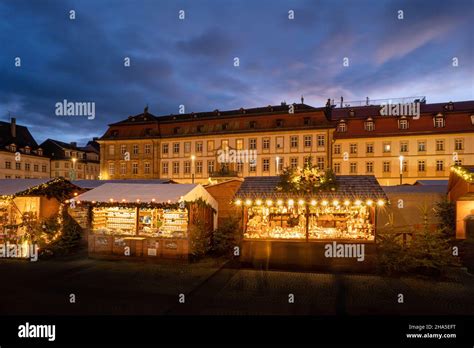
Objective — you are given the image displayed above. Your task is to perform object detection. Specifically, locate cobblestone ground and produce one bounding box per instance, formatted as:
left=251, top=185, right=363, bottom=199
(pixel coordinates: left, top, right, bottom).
left=0, top=257, right=473, bottom=315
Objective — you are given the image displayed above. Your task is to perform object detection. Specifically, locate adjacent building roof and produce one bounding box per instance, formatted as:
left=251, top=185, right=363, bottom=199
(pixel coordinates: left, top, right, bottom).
left=234, top=175, right=388, bottom=201
left=0, top=120, right=39, bottom=149
left=72, top=179, right=174, bottom=189
left=0, top=179, right=51, bottom=196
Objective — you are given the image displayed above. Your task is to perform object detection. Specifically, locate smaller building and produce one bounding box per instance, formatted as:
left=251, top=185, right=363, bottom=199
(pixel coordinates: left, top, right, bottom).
left=448, top=166, right=474, bottom=239
left=40, top=139, right=100, bottom=180
left=0, top=118, right=50, bottom=179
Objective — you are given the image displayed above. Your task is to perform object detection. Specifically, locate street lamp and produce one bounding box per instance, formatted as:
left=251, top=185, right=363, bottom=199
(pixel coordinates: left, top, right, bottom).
left=399, top=155, right=404, bottom=185
left=71, top=157, right=77, bottom=180
left=191, top=155, right=196, bottom=184
left=276, top=156, right=280, bottom=175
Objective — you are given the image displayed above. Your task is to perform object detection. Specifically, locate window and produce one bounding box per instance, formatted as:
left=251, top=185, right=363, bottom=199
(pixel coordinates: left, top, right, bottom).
left=121, top=145, right=127, bottom=155
left=418, top=160, right=426, bottom=172
left=364, top=121, right=375, bottom=131
left=221, top=140, right=229, bottom=150
left=196, top=142, right=203, bottom=153
left=276, top=119, right=284, bottom=127
left=418, top=141, right=426, bottom=152
left=290, top=157, right=298, bottom=169
left=304, top=117, right=311, bottom=126
left=350, top=162, right=357, bottom=174
left=173, top=127, right=180, bottom=134
left=317, top=157, right=325, bottom=170
left=24, top=163, right=30, bottom=171
left=276, top=137, right=284, bottom=150
left=249, top=121, right=256, bottom=129
left=436, top=160, right=444, bottom=171
left=317, top=135, right=325, bottom=147
left=34, top=164, right=38, bottom=172
left=42, top=165, right=47, bottom=173
left=334, top=162, right=341, bottom=174
left=144, top=163, right=150, bottom=174
left=197, top=125, right=204, bottom=133
left=350, top=144, right=357, bottom=154
left=245, top=138, right=256, bottom=150
left=5, top=161, right=11, bottom=169
left=162, top=143, right=169, bottom=154
left=5, top=175, right=10, bottom=179
left=144, top=144, right=151, bottom=154
left=196, top=161, right=203, bottom=174
left=455, top=139, right=464, bottom=151
left=249, top=162, right=256, bottom=172
left=162, top=162, right=169, bottom=175
left=184, top=161, right=191, bottom=174
left=184, top=142, right=191, bottom=154
left=366, top=162, right=373, bottom=173
left=400, top=142, right=408, bottom=153
left=16, top=162, right=21, bottom=170
left=304, top=135, right=312, bottom=147
left=262, top=138, right=270, bottom=150
left=237, top=162, right=243, bottom=173
left=207, top=160, right=215, bottom=174
left=25, top=147, right=30, bottom=154
left=108, top=163, right=115, bottom=175
left=383, top=143, right=391, bottom=153
left=434, top=117, right=445, bottom=128
left=120, top=163, right=126, bottom=175
left=383, top=161, right=391, bottom=173
left=334, top=144, right=341, bottom=155
left=455, top=159, right=463, bottom=166
left=132, top=163, right=138, bottom=174
left=337, top=122, right=347, bottom=132
left=263, top=159, right=270, bottom=172
left=207, top=140, right=214, bottom=152
left=133, top=144, right=139, bottom=155
left=173, top=162, right=180, bottom=175
left=108, top=145, right=115, bottom=156
left=222, top=123, right=229, bottom=130
left=366, top=143, right=374, bottom=154
left=436, top=140, right=444, bottom=151
left=173, top=143, right=180, bottom=154
left=37, top=149, right=43, bottom=156
left=304, top=156, right=311, bottom=167
left=398, top=118, right=409, bottom=129
left=65, top=162, right=69, bottom=169
left=236, top=139, right=244, bottom=150
left=277, top=157, right=284, bottom=172
left=290, top=136, right=298, bottom=148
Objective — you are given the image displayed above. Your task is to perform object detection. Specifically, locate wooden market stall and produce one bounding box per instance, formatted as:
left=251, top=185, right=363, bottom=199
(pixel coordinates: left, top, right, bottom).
left=71, top=183, right=218, bottom=259
left=233, top=174, right=388, bottom=270
left=0, top=178, right=82, bottom=243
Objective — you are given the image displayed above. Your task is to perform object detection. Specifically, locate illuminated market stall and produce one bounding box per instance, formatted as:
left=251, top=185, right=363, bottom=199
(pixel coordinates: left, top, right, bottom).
left=71, top=183, right=217, bottom=259
left=233, top=166, right=388, bottom=269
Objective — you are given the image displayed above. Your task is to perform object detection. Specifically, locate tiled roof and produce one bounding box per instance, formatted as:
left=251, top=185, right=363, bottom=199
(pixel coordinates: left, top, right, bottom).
left=383, top=185, right=447, bottom=194
left=0, top=121, right=38, bottom=148
left=234, top=175, right=388, bottom=201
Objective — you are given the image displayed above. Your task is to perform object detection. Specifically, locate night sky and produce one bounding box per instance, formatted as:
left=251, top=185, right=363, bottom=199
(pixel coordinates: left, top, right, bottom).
left=1, top=0, right=473, bottom=144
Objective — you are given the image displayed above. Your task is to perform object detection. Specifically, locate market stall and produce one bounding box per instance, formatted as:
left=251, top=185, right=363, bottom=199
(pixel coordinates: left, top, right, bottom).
left=71, top=183, right=218, bottom=259
left=0, top=178, right=82, bottom=243
left=233, top=166, right=388, bottom=270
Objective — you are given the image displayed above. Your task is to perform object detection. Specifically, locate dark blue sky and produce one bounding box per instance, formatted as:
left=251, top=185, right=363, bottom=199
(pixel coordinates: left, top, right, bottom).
left=1, top=0, right=473, bottom=145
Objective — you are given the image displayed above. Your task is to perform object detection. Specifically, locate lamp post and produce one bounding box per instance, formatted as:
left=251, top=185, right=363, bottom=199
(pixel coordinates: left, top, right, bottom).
left=191, top=155, right=196, bottom=184
left=71, top=157, right=77, bottom=180
left=399, top=155, right=404, bottom=185
left=276, top=156, right=280, bottom=175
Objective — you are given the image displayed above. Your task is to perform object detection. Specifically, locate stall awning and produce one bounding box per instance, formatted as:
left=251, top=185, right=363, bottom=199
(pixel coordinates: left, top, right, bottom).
left=0, top=179, right=51, bottom=196
left=74, top=183, right=218, bottom=210
left=234, top=175, right=388, bottom=201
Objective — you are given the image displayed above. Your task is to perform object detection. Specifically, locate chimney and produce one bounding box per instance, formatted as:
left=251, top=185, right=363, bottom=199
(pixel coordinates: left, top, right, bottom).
left=70, top=142, right=77, bottom=148
left=92, top=137, right=98, bottom=141
left=11, top=118, right=16, bottom=138
left=324, top=99, right=333, bottom=121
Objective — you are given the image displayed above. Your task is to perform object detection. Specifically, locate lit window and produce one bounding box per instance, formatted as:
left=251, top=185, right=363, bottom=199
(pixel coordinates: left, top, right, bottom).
left=400, top=142, right=408, bottom=153
left=364, top=121, right=375, bottom=131
left=334, top=144, right=341, bottom=154
left=366, top=162, right=373, bottom=173
left=304, top=135, right=312, bottom=147
left=383, top=143, right=391, bottom=153
left=418, top=141, right=426, bottom=152
left=350, top=144, right=357, bottom=154
left=434, top=117, right=445, bottom=128
left=290, top=136, right=298, bottom=148
left=337, top=121, right=347, bottom=132
left=317, top=135, right=325, bottom=147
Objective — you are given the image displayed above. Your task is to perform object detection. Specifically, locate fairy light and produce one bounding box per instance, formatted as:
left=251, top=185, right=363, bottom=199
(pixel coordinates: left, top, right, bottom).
left=255, top=199, right=262, bottom=206
left=235, top=199, right=242, bottom=206
left=322, top=200, right=328, bottom=206
left=152, top=198, right=156, bottom=202
left=245, top=199, right=252, bottom=206
left=288, top=199, right=294, bottom=206
left=333, top=200, right=339, bottom=206
left=377, top=199, right=385, bottom=206
left=122, top=199, right=126, bottom=202
left=344, top=200, right=350, bottom=206
left=109, top=198, right=114, bottom=203
left=136, top=199, right=140, bottom=203
left=311, top=200, right=317, bottom=206
left=266, top=200, right=273, bottom=206
left=366, top=199, right=373, bottom=206
left=298, top=199, right=305, bottom=206
left=277, top=199, right=283, bottom=206
left=355, top=200, right=362, bottom=206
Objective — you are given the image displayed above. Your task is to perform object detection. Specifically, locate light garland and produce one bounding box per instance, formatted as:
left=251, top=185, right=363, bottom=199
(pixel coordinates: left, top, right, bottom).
left=451, top=165, right=474, bottom=183
left=234, top=198, right=386, bottom=208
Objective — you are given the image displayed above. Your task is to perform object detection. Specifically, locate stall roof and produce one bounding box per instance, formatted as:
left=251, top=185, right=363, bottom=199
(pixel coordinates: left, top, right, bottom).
left=74, top=183, right=218, bottom=210
left=234, top=176, right=388, bottom=201
left=0, top=179, right=52, bottom=196
left=414, top=180, right=449, bottom=187
left=72, top=179, right=175, bottom=189
left=383, top=185, right=447, bottom=194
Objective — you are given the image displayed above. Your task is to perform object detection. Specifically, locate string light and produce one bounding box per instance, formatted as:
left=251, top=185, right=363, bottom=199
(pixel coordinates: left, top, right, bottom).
left=355, top=200, right=362, bottom=206
left=277, top=199, right=283, bottom=206
left=333, top=200, right=339, bottom=206
left=235, top=199, right=242, bottom=206
left=377, top=199, right=385, bottom=206
left=298, top=199, right=305, bottom=206
left=311, top=200, right=317, bottom=206
left=288, top=199, right=294, bottom=206
left=109, top=198, right=114, bottom=203
left=322, top=200, right=328, bottom=206
left=245, top=199, right=252, bottom=206
left=366, top=199, right=373, bottom=206
left=255, top=199, right=262, bottom=206
left=344, top=200, right=350, bottom=206
left=266, top=200, right=273, bottom=206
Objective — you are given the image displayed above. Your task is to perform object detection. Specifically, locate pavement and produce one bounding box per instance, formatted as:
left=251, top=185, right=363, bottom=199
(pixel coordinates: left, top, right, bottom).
left=0, top=255, right=473, bottom=315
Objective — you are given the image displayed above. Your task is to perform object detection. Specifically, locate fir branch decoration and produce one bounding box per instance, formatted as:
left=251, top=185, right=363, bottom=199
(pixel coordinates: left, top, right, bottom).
left=277, top=157, right=337, bottom=195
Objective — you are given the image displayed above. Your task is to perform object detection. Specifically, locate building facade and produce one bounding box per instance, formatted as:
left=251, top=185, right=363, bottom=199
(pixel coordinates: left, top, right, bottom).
left=0, top=118, right=50, bottom=179
left=40, top=139, right=100, bottom=180
left=98, top=99, right=474, bottom=185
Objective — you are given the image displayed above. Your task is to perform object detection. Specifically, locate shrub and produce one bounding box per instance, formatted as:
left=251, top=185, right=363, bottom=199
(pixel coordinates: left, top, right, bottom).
left=434, top=199, right=456, bottom=238
left=212, top=216, right=241, bottom=256
left=189, top=220, right=211, bottom=259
